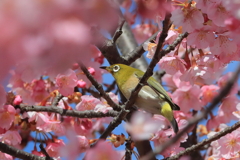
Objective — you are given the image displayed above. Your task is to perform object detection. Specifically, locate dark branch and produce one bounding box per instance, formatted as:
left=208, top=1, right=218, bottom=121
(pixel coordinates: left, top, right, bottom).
left=79, top=62, right=121, bottom=111
left=140, top=64, right=240, bottom=160
left=0, top=142, right=46, bottom=160
left=112, top=20, right=125, bottom=43
left=39, top=144, right=53, bottom=160
left=19, top=104, right=118, bottom=118
left=121, top=31, right=159, bottom=65
left=52, top=93, right=63, bottom=106
left=167, top=121, right=240, bottom=160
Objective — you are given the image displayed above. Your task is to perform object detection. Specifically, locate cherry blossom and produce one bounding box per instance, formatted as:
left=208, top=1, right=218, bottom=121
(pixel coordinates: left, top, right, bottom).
left=85, top=140, right=123, bottom=160
left=125, top=111, right=163, bottom=140
left=0, top=105, right=16, bottom=130
left=171, top=5, right=204, bottom=33
left=217, top=129, right=240, bottom=159
left=0, top=130, right=22, bottom=146
left=55, top=69, right=78, bottom=96
left=172, top=83, right=203, bottom=112
left=159, top=55, right=187, bottom=75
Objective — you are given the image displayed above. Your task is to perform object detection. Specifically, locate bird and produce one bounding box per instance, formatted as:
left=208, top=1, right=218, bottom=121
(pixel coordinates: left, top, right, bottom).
left=100, top=64, right=180, bottom=133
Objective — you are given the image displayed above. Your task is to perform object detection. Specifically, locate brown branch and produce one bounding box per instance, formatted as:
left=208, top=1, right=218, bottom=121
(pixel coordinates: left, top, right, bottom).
left=167, top=121, right=240, bottom=160
left=52, top=93, right=63, bottom=106
left=112, top=20, right=125, bottom=43
left=140, top=64, right=240, bottom=160
left=122, top=31, right=159, bottom=65
left=79, top=62, right=121, bottom=111
left=91, top=27, right=123, bottom=65
left=19, top=104, right=118, bottom=118
left=0, top=142, right=46, bottom=160
left=39, top=144, right=53, bottom=160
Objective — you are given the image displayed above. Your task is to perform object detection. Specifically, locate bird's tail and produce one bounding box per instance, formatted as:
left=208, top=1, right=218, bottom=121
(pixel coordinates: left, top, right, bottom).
left=170, top=118, right=179, bottom=133
left=161, top=102, right=179, bottom=133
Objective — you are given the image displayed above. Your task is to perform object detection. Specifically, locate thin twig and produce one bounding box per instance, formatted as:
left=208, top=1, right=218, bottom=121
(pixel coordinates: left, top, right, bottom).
left=79, top=62, right=121, bottom=111
left=0, top=142, right=46, bottom=160
left=19, top=104, right=118, bottom=118
left=122, top=31, right=159, bottom=65
left=140, top=64, right=240, bottom=160
left=39, top=144, right=53, bottom=160
left=113, top=20, right=125, bottom=43
left=52, top=93, right=63, bottom=106
left=167, top=121, right=240, bottom=160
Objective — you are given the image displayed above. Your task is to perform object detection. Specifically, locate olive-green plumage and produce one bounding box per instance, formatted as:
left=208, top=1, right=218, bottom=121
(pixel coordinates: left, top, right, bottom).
left=100, top=64, right=180, bottom=133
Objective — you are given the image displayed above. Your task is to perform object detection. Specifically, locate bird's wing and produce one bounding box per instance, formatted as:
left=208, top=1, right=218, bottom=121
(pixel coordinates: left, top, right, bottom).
left=134, top=72, right=180, bottom=111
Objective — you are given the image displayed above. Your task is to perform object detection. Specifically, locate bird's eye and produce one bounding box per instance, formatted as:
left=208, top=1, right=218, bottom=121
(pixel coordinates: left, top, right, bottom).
left=113, top=65, right=120, bottom=72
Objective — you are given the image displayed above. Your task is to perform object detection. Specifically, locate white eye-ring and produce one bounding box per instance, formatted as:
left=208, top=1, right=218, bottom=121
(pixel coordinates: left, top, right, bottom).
left=113, top=65, right=120, bottom=72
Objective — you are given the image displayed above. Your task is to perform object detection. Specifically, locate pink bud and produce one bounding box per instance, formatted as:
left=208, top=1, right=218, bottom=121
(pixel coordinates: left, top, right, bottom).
left=88, top=67, right=95, bottom=75
left=72, top=63, right=79, bottom=70
left=77, top=80, right=87, bottom=88
left=13, top=95, right=22, bottom=105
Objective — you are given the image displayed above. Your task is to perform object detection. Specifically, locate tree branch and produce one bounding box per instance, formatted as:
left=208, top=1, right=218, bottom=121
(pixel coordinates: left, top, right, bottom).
left=0, top=142, right=46, bottom=160
left=140, top=64, right=240, bottom=160
left=79, top=62, right=121, bottom=111
left=167, top=121, right=240, bottom=160
left=19, top=104, right=118, bottom=118
left=121, top=31, right=159, bottom=65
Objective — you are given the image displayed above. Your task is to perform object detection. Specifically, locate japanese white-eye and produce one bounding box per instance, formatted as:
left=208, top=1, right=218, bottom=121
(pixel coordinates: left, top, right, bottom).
left=100, top=64, right=180, bottom=133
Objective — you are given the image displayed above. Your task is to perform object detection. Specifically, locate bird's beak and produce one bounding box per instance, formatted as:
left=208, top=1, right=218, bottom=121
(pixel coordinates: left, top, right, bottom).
left=100, top=66, right=107, bottom=70
left=100, top=66, right=111, bottom=72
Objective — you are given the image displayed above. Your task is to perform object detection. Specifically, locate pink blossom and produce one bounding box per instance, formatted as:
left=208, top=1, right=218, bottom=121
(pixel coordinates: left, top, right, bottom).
left=77, top=80, right=87, bottom=88
left=76, top=95, right=101, bottom=111
left=187, top=29, right=215, bottom=49
left=143, top=42, right=157, bottom=59
left=218, top=72, right=239, bottom=95
left=55, top=69, right=78, bottom=96
left=217, top=130, right=240, bottom=159
left=171, top=7, right=204, bottom=33
left=46, top=139, right=65, bottom=158
left=217, top=96, right=239, bottom=124
left=85, top=140, right=122, bottom=160
left=195, top=0, right=215, bottom=14
left=40, top=120, right=65, bottom=136
left=201, top=85, right=219, bottom=105
left=180, top=60, right=218, bottom=85
left=165, top=29, right=179, bottom=45
left=51, top=19, right=90, bottom=45
left=159, top=56, right=187, bottom=75
left=223, top=0, right=240, bottom=19
left=95, top=92, right=117, bottom=113
left=60, top=130, right=89, bottom=160
left=172, top=83, right=203, bottom=112
left=125, top=111, right=162, bottom=140
left=132, top=24, right=158, bottom=44
left=13, top=95, right=22, bottom=105
left=77, top=61, right=103, bottom=88
left=30, top=79, right=49, bottom=103
left=135, top=0, right=172, bottom=20
left=210, top=35, right=237, bottom=57
left=206, top=115, right=221, bottom=131
left=74, top=119, right=93, bottom=137
left=207, top=0, right=229, bottom=27
left=0, top=105, right=16, bottom=130
left=233, top=103, right=240, bottom=119
left=0, top=130, right=22, bottom=146
left=0, top=152, right=13, bottom=160
left=23, top=112, right=49, bottom=129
